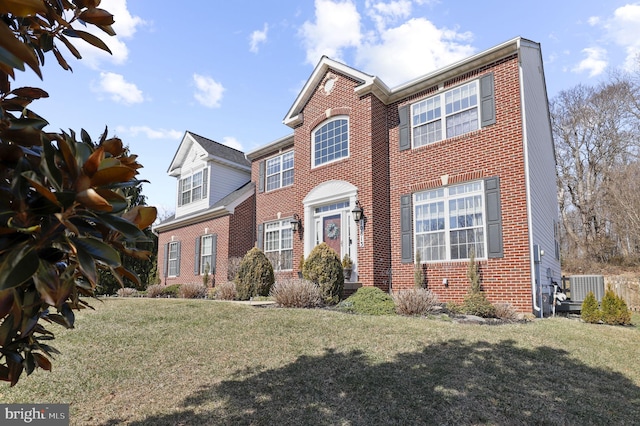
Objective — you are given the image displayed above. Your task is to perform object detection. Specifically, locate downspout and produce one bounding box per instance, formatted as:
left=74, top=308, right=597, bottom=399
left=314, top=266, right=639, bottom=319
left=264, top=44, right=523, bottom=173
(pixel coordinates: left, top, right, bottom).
left=518, top=40, right=541, bottom=313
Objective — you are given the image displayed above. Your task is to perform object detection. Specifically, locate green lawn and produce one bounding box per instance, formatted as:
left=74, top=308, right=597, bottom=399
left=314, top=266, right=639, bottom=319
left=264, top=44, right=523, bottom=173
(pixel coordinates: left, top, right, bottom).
left=3, top=299, right=640, bottom=425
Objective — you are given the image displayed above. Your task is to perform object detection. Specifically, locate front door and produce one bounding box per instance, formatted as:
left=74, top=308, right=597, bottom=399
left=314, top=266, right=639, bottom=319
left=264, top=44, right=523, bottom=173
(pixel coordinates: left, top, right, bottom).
left=313, top=202, right=353, bottom=263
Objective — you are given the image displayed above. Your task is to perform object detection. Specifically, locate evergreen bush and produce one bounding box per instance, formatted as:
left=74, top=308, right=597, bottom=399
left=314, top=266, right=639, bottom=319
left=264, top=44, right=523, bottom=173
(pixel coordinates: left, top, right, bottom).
left=336, top=287, right=396, bottom=315
left=581, top=291, right=601, bottom=323
left=302, top=243, right=344, bottom=304
left=234, top=247, right=275, bottom=300
left=601, top=287, right=632, bottom=325
left=161, top=284, right=182, bottom=298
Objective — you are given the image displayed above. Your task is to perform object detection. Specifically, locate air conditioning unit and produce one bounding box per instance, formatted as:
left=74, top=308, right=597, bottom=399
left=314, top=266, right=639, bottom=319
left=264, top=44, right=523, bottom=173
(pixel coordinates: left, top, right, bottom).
left=569, top=275, right=604, bottom=302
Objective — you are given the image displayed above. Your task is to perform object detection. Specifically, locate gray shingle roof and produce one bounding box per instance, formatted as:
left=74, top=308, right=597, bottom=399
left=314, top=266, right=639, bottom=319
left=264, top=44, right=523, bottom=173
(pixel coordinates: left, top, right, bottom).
left=187, top=131, right=249, bottom=167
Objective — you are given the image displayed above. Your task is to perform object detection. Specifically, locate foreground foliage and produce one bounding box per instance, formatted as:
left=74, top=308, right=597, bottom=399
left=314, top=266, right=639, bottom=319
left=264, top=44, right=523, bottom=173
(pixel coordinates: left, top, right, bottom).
left=302, top=242, right=344, bottom=305
left=234, top=247, right=274, bottom=300
left=336, top=287, right=396, bottom=315
left=0, top=1, right=156, bottom=385
left=270, top=278, right=322, bottom=308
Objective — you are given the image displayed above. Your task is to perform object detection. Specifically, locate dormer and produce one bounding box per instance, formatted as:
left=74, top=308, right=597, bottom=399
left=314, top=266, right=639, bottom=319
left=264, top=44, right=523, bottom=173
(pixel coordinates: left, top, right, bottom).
left=167, top=131, right=251, bottom=219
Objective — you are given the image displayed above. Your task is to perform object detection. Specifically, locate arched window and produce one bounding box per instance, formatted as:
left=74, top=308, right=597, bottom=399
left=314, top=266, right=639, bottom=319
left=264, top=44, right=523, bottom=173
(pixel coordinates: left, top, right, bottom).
left=312, top=116, right=349, bottom=167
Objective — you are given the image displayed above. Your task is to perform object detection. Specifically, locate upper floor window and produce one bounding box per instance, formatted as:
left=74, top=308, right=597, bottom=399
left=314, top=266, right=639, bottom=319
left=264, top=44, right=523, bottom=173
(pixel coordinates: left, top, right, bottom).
left=264, top=220, right=293, bottom=270
left=266, top=151, right=294, bottom=191
left=178, top=168, right=208, bottom=207
left=414, top=181, right=485, bottom=262
left=313, top=117, right=349, bottom=167
left=412, top=80, right=479, bottom=148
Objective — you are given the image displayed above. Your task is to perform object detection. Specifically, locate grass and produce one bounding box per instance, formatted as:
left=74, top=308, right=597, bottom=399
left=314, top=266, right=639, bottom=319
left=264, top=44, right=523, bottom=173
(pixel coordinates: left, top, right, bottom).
left=3, top=299, right=640, bottom=425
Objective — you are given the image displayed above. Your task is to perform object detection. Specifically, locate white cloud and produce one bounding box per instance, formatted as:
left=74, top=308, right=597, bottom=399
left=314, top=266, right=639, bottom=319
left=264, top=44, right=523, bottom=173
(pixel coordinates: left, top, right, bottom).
left=193, top=74, right=225, bottom=108
left=299, top=0, right=475, bottom=87
left=221, top=136, right=244, bottom=151
left=96, top=72, right=144, bottom=104
left=115, top=125, right=182, bottom=140
left=72, top=0, right=146, bottom=69
left=572, top=47, right=608, bottom=77
left=299, top=0, right=362, bottom=64
left=250, top=24, right=269, bottom=53
left=607, top=3, right=640, bottom=70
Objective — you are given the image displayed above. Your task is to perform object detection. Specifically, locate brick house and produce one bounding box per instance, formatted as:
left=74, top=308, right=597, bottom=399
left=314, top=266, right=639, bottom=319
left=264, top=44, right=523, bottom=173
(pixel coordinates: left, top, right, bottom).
left=157, top=37, right=560, bottom=314
left=154, top=131, right=255, bottom=285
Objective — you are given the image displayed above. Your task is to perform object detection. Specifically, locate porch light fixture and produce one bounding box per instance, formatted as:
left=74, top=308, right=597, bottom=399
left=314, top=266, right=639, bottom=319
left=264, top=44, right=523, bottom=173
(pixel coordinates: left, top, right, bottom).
left=352, top=201, right=367, bottom=231
left=290, top=213, right=303, bottom=239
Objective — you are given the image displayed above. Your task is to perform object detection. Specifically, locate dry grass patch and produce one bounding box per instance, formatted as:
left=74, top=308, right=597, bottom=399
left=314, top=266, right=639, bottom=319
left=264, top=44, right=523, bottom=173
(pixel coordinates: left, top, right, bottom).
left=2, top=299, right=640, bottom=425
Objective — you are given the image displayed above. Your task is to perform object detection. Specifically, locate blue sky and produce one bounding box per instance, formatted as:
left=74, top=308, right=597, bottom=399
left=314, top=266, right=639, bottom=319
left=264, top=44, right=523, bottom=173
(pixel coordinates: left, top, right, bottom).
left=14, top=0, right=640, bottom=215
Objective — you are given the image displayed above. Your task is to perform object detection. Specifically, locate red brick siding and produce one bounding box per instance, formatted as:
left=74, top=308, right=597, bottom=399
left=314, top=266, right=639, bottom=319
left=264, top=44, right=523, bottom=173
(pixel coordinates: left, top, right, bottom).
left=388, top=56, right=533, bottom=312
left=156, top=194, right=255, bottom=286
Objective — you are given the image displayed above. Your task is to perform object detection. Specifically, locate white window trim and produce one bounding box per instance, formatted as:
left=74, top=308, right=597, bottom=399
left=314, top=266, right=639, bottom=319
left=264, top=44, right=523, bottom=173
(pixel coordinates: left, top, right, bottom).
left=311, top=116, right=350, bottom=168
left=266, top=151, right=294, bottom=192
left=264, top=220, right=294, bottom=271
left=200, top=235, right=213, bottom=275
left=168, top=241, right=179, bottom=277
left=411, top=80, right=480, bottom=148
left=413, top=180, right=487, bottom=262
left=178, top=168, right=208, bottom=207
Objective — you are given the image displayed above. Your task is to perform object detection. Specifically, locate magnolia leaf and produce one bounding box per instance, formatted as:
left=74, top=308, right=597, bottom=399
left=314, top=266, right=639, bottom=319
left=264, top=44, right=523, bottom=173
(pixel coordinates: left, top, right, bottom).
left=75, top=188, right=112, bottom=212
left=79, top=7, right=114, bottom=26
left=72, top=29, right=112, bottom=54
left=95, top=189, right=127, bottom=213
left=101, top=137, right=123, bottom=156
left=57, top=33, right=82, bottom=59
left=122, top=205, right=157, bottom=230
left=0, top=0, right=48, bottom=16
left=0, top=289, right=15, bottom=319
left=0, top=243, right=39, bottom=290
left=40, top=137, right=63, bottom=192
left=33, top=262, right=57, bottom=306
left=82, top=145, right=104, bottom=177
left=6, top=352, right=24, bottom=386
left=52, top=47, right=71, bottom=71
left=21, top=171, right=62, bottom=207
left=74, top=240, right=97, bottom=286
left=0, top=46, right=25, bottom=72
left=56, top=134, right=78, bottom=180
left=71, top=236, right=121, bottom=267
left=0, top=20, right=41, bottom=77
left=98, top=157, right=121, bottom=170
left=10, top=87, right=49, bottom=100
left=90, top=165, right=136, bottom=187
left=33, top=353, right=52, bottom=371
left=113, top=265, right=140, bottom=286
left=95, top=213, right=146, bottom=241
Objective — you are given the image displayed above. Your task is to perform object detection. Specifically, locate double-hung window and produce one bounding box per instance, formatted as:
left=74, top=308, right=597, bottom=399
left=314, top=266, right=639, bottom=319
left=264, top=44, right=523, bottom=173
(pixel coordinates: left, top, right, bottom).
left=414, top=181, right=485, bottom=261
left=264, top=220, right=293, bottom=270
left=412, top=80, right=479, bottom=148
left=313, top=117, right=349, bottom=167
left=200, top=235, right=213, bottom=274
left=178, top=169, right=208, bottom=206
left=266, top=151, right=294, bottom=191
left=168, top=241, right=179, bottom=276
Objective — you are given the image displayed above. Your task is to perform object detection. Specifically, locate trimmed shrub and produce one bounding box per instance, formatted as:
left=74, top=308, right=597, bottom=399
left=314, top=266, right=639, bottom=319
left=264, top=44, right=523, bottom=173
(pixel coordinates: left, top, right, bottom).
left=161, top=284, right=181, bottom=298
left=394, top=288, right=439, bottom=316
left=336, top=287, right=396, bottom=316
left=179, top=282, right=207, bottom=299
left=493, top=303, right=519, bottom=321
left=461, top=292, right=496, bottom=318
left=581, top=291, right=601, bottom=324
left=270, top=278, right=323, bottom=308
left=116, top=287, right=138, bottom=297
left=234, top=247, right=275, bottom=300
left=146, top=284, right=164, bottom=298
left=227, top=257, right=243, bottom=281
left=303, top=242, right=344, bottom=305
left=214, top=281, right=237, bottom=300
left=601, top=287, right=631, bottom=325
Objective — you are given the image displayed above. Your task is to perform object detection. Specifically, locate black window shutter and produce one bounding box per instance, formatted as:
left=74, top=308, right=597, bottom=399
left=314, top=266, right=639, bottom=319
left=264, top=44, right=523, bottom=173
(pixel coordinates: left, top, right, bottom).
left=257, top=223, right=264, bottom=250
left=176, top=241, right=181, bottom=276
left=163, top=243, right=169, bottom=278
left=400, top=194, right=413, bottom=263
left=398, top=105, right=410, bottom=151
left=258, top=161, right=265, bottom=193
left=485, top=177, right=503, bottom=258
left=480, top=73, right=496, bottom=127
left=194, top=236, right=201, bottom=275
left=211, top=234, right=218, bottom=274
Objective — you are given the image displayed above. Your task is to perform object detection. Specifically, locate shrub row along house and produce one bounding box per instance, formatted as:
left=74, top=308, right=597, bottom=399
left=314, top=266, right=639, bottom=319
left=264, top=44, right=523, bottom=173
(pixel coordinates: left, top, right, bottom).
left=154, top=37, right=561, bottom=315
